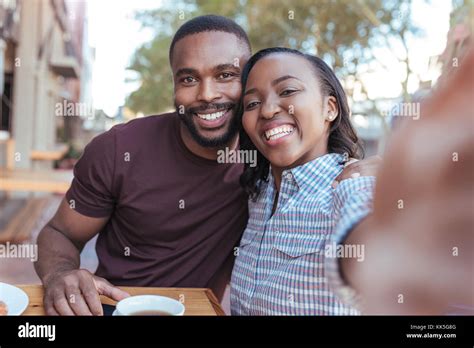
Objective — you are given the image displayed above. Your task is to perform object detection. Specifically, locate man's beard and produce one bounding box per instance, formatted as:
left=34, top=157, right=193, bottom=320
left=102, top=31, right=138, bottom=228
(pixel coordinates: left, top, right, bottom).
left=176, top=102, right=240, bottom=148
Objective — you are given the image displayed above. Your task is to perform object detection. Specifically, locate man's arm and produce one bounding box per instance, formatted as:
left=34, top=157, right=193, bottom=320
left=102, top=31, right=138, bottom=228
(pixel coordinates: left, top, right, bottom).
left=35, top=198, right=129, bottom=316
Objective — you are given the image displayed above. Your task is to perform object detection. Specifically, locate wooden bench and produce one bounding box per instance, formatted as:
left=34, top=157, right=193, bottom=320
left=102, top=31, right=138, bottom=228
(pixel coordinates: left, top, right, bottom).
left=0, top=197, right=51, bottom=243
left=1, top=138, right=73, bottom=193
left=0, top=139, right=71, bottom=242
left=30, top=143, right=69, bottom=161
left=0, top=168, right=73, bottom=193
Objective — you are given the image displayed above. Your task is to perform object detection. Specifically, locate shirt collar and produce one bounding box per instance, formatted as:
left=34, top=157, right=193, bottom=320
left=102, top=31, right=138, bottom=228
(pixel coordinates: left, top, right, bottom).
left=278, top=153, right=345, bottom=193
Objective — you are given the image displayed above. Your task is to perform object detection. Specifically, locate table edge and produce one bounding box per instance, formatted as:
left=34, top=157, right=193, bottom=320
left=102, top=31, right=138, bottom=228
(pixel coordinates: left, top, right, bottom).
left=204, top=289, right=226, bottom=316
left=14, top=284, right=226, bottom=316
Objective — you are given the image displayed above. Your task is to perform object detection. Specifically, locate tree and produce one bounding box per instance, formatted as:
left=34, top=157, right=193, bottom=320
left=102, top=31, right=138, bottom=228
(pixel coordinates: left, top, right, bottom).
left=126, top=0, right=424, bottom=120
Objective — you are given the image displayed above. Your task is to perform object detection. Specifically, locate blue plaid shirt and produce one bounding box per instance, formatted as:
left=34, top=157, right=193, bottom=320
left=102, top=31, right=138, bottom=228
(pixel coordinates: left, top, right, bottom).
left=230, top=153, right=376, bottom=315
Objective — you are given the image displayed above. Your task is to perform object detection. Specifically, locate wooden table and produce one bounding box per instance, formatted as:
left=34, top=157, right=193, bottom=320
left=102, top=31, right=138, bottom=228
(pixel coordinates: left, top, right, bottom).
left=17, top=284, right=225, bottom=316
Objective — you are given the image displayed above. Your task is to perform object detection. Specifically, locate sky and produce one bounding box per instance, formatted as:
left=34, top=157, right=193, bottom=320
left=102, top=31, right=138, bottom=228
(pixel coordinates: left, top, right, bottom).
left=359, top=0, right=452, bottom=100
left=86, top=0, right=452, bottom=116
left=87, top=0, right=159, bottom=116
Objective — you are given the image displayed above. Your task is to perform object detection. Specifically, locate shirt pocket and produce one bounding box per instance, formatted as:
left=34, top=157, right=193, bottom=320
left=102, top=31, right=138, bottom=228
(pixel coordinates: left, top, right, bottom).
left=272, top=231, right=330, bottom=258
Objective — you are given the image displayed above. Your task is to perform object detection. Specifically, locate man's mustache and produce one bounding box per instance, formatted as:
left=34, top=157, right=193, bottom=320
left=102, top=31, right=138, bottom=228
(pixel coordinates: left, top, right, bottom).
left=187, top=102, right=235, bottom=114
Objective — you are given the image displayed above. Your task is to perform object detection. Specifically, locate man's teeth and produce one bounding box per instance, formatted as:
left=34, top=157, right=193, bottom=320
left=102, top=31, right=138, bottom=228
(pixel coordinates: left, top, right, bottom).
left=265, top=125, right=295, bottom=140
left=196, top=110, right=226, bottom=120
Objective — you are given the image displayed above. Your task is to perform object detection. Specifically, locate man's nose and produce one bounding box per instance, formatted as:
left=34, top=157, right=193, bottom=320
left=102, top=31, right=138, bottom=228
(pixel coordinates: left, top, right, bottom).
left=197, top=79, right=222, bottom=103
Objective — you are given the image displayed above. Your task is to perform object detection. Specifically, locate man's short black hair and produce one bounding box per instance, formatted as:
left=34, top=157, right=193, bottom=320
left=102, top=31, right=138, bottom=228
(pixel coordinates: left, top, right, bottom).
left=169, top=14, right=251, bottom=62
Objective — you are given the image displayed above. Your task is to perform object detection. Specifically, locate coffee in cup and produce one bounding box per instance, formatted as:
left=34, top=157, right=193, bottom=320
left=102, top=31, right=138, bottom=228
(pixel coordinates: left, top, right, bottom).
left=114, top=295, right=185, bottom=316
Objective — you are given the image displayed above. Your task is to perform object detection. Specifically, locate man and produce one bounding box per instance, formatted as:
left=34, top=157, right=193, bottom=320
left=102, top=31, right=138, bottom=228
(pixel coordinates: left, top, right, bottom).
left=35, top=15, right=377, bottom=316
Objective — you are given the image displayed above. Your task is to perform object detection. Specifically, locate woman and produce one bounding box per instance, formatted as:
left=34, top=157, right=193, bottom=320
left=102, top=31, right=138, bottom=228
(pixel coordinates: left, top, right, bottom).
left=230, top=47, right=376, bottom=315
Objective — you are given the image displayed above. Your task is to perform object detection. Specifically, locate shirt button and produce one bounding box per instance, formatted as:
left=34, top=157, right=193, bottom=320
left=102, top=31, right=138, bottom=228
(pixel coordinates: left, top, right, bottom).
left=285, top=172, right=293, bottom=181
left=281, top=193, right=288, bottom=199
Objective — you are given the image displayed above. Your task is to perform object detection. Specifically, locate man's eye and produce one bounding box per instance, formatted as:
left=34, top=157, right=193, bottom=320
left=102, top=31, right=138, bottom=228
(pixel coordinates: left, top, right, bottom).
left=245, top=101, right=260, bottom=110
left=218, top=72, right=236, bottom=80
left=280, top=89, right=297, bottom=96
left=181, top=76, right=196, bottom=84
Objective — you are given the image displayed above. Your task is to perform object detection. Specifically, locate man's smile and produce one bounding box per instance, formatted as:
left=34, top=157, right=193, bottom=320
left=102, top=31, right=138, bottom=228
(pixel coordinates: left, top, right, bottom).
left=193, top=106, right=233, bottom=129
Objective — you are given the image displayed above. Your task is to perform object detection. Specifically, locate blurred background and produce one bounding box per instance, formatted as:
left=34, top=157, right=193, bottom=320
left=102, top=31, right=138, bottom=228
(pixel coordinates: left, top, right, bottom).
left=0, top=0, right=472, bottom=300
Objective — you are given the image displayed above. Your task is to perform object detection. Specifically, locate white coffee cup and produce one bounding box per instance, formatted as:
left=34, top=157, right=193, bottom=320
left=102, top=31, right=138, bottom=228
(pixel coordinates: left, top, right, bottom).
left=114, top=295, right=185, bottom=316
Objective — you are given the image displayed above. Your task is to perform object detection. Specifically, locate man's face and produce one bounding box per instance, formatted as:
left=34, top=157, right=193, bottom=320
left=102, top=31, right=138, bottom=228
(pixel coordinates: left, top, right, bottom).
left=171, top=31, right=250, bottom=147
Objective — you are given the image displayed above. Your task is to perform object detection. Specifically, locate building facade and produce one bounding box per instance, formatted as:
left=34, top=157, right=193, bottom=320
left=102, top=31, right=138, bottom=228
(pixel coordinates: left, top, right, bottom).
left=0, top=0, right=93, bottom=170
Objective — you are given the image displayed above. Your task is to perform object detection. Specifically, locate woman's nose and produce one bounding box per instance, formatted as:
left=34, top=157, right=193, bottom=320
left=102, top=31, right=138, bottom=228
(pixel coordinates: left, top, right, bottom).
left=260, top=98, right=282, bottom=119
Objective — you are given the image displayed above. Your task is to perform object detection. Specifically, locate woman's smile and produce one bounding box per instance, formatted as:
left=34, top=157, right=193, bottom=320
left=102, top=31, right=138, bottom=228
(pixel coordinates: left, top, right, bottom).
left=261, top=121, right=297, bottom=146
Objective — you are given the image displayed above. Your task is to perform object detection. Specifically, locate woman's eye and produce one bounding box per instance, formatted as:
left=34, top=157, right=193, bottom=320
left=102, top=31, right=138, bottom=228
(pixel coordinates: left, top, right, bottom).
left=245, top=101, right=260, bottom=110
left=280, top=89, right=297, bottom=96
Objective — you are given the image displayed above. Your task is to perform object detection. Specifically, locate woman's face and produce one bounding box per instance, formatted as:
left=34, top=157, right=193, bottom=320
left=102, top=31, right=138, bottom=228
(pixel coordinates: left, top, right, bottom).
left=242, top=53, right=337, bottom=169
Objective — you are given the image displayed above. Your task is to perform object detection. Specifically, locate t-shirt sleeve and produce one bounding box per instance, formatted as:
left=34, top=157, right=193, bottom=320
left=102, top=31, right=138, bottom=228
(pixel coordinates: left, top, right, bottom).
left=65, top=127, right=117, bottom=218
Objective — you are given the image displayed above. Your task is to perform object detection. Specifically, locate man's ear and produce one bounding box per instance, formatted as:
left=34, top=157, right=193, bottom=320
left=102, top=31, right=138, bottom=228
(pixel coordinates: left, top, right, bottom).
left=325, top=96, right=338, bottom=122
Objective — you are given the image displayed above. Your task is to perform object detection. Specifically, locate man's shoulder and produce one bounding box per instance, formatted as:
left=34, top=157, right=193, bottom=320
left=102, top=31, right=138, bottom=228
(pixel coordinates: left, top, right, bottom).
left=112, top=111, right=177, bottom=134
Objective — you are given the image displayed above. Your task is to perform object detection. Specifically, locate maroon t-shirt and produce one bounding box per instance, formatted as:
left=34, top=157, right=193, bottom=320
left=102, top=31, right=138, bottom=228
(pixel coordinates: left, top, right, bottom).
left=66, top=113, right=248, bottom=300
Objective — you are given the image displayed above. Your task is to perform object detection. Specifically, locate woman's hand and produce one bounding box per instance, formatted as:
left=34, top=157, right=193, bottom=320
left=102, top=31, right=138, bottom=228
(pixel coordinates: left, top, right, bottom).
left=332, top=155, right=382, bottom=188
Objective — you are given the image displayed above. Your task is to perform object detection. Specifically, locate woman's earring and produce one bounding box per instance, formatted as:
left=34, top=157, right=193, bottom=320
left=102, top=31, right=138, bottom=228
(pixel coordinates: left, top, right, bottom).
left=328, top=112, right=335, bottom=121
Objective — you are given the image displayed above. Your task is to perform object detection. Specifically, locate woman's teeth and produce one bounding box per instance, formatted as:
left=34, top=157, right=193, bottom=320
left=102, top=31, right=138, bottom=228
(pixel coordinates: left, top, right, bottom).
left=264, top=125, right=295, bottom=140
left=196, top=110, right=226, bottom=121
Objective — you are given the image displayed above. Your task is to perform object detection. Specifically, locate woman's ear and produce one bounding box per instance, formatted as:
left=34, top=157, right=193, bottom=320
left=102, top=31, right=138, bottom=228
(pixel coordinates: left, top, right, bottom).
left=325, top=96, right=338, bottom=122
